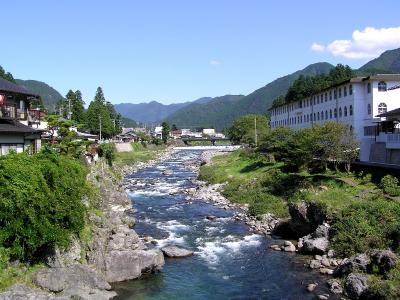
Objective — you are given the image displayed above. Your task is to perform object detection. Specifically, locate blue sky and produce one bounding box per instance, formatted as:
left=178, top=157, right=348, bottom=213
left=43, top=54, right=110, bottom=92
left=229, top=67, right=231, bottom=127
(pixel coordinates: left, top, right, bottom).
left=1, top=0, right=400, bottom=105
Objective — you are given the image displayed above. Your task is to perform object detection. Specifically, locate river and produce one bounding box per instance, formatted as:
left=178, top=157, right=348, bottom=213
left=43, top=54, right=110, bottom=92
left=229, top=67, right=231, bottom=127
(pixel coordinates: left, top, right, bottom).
left=113, top=149, right=333, bottom=300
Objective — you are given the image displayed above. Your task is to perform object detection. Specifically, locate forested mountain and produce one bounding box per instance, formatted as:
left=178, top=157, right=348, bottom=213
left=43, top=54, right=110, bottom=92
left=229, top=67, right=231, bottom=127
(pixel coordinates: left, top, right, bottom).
left=15, top=79, right=64, bottom=112
left=166, top=63, right=334, bottom=130
left=358, top=48, right=400, bottom=74
left=164, top=95, right=245, bottom=130
left=114, top=97, right=214, bottom=124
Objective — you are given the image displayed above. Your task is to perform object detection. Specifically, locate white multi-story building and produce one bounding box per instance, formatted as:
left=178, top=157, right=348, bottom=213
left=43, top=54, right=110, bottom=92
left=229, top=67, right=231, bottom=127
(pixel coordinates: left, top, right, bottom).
left=269, top=75, right=400, bottom=164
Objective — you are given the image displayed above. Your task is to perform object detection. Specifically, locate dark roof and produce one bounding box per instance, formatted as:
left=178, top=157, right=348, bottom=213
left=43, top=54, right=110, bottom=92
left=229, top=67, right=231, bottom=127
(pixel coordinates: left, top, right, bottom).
left=0, top=77, right=39, bottom=97
left=376, top=107, right=400, bottom=118
left=0, top=119, right=40, bottom=134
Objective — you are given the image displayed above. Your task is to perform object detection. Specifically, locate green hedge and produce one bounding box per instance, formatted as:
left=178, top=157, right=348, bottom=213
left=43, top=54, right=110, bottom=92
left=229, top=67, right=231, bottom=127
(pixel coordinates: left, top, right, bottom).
left=0, top=150, right=87, bottom=261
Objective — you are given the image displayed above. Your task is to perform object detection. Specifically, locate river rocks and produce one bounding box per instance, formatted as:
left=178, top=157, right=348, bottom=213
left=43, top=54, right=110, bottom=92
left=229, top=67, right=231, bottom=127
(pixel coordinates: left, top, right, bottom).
left=333, top=253, right=370, bottom=277
left=306, top=283, right=318, bottom=292
left=327, top=278, right=343, bottom=294
left=344, top=273, right=369, bottom=299
left=161, top=246, right=194, bottom=257
left=283, top=241, right=296, bottom=252
left=319, top=267, right=334, bottom=275
left=33, top=264, right=116, bottom=300
left=104, top=249, right=164, bottom=282
left=45, top=238, right=81, bottom=268
left=206, top=215, right=218, bottom=221
left=298, top=224, right=330, bottom=255
left=369, top=249, right=398, bottom=275
left=162, top=169, right=173, bottom=176
left=288, top=202, right=328, bottom=237
left=0, top=284, right=59, bottom=300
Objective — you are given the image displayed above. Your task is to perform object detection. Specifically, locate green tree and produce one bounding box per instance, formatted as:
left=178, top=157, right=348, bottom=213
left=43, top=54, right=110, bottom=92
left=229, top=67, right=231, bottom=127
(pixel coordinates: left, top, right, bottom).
left=0, top=66, right=16, bottom=83
left=72, top=90, right=86, bottom=123
left=86, top=87, right=113, bottom=139
left=161, top=121, right=170, bottom=144
left=226, top=114, right=269, bottom=146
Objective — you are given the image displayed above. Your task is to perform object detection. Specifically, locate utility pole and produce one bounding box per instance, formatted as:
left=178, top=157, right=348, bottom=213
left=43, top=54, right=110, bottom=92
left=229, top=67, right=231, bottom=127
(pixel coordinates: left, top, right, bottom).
left=68, top=98, right=72, bottom=120
left=99, top=115, right=102, bottom=141
left=254, top=115, right=258, bottom=147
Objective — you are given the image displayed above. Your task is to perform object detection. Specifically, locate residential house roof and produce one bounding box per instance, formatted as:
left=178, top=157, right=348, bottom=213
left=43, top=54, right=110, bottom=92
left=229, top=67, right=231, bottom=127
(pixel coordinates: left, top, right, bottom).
left=0, top=118, right=40, bottom=134
left=0, top=77, right=39, bottom=97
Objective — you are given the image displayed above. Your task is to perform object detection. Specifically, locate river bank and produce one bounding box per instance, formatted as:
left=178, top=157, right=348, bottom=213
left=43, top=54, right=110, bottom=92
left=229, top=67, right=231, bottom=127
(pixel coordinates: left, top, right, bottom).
left=196, top=148, right=400, bottom=300
left=0, top=146, right=176, bottom=300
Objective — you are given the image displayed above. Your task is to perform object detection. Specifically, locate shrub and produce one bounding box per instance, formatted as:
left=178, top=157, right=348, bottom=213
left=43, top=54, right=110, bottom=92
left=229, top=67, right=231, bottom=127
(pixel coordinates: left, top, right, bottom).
left=380, top=175, right=400, bottom=197
left=0, top=151, right=87, bottom=261
left=98, top=143, right=116, bottom=166
left=247, top=193, right=289, bottom=218
left=331, top=199, right=400, bottom=257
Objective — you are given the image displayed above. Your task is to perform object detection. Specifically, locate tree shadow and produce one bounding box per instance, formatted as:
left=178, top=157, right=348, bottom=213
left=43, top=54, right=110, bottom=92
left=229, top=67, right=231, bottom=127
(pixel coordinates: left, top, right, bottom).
left=240, top=161, right=274, bottom=173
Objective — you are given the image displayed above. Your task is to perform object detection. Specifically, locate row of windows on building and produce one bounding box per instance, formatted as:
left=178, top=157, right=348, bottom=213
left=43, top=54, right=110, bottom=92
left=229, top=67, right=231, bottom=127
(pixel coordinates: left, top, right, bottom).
left=271, top=105, right=354, bottom=128
left=273, top=85, right=353, bottom=115
left=273, top=81, right=389, bottom=116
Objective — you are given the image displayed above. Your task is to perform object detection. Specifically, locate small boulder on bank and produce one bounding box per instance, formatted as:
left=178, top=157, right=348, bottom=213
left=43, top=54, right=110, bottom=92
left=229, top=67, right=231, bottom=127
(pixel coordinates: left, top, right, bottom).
left=333, top=253, right=370, bottom=277
left=344, top=273, right=369, bottom=300
left=161, top=246, right=194, bottom=258
left=298, top=224, right=330, bottom=255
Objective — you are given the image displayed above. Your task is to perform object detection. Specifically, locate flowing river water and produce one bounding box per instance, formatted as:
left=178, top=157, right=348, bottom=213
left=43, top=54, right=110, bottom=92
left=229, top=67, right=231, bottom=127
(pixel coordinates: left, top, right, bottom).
left=113, top=149, right=332, bottom=300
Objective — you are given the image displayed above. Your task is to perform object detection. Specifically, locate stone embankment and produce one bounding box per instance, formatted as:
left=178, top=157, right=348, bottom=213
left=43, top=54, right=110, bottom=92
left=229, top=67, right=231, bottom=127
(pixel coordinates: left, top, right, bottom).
left=0, top=148, right=176, bottom=300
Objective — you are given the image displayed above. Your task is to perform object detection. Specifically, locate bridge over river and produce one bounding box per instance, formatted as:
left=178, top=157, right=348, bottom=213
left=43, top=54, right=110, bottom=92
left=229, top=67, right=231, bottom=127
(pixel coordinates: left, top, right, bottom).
left=181, top=137, right=230, bottom=145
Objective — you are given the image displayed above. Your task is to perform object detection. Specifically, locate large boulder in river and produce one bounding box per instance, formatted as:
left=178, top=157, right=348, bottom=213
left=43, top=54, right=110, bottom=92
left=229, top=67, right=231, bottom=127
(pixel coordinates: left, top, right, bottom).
left=104, top=249, right=164, bottom=282
left=161, top=246, right=194, bottom=257
left=288, top=201, right=328, bottom=237
left=298, top=224, right=330, bottom=255
left=344, top=273, right=369, bottom=300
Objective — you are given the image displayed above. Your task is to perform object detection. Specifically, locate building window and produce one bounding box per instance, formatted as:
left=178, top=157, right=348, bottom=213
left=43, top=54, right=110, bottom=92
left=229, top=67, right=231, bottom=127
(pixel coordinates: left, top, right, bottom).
left=350, top=105, right=353, bottom=116
left=378, top=103, right=387, bottom=114
left=307, top=115, right=309, bottom=122
left=334, top=90, right=337, bottom=99
left=367, top=103, right=371, bottom=115
left=349, top=85, right=353, bottom=95
left=339, top=107, right=342, bottom=118
left=344, top=86, right=347, bottom=97
left=367, top=82, right=371, bottom=93
left=325, top=93, right=328, bottom=102
left=344, top=106, right=347, bottom=117
left=325, top=110, right=328, bottom=119
left=329, top=91, right=332, bottom=100
left=339, top=88, right=342, bottom=98
left=378, top=81, right=387, bottom=92
left=317, top=112, right=320, bottom=120
left=317, top=95, right=320, bottom=104
left=321, top=111, right=324, bottom=120
left=330, top=109, right=332, bottom=119
left=334, top=108, right=337, bottom=118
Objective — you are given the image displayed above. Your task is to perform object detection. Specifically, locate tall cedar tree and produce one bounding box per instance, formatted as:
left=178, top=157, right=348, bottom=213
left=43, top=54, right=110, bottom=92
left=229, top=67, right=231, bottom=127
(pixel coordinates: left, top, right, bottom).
left=86, top=87, right=114, bottom=138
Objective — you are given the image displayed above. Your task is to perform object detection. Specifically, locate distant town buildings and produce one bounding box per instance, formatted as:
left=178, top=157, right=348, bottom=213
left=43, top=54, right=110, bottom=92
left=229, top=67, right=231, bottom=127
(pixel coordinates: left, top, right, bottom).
left=269, top=74, right=400, bottom=165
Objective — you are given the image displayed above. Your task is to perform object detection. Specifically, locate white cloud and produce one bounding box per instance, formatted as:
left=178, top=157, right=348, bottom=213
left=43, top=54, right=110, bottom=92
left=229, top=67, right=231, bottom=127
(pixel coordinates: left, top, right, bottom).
left=311, top=26, right=400, bottom=59
left=210, top=60, right=221, bottom=66
left=311, top=43, right=325, bottom=52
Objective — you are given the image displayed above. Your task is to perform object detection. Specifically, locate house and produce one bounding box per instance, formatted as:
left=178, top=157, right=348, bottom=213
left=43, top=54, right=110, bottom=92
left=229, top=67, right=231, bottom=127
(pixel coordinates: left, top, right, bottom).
left=0, top=78, right=42, bottom=155
left=116, top=128, right=138, bottom=142
left=202, top=128, right=216, bottom=136
left=269, top=74, right=400, bottom=165
left=171, top=129, right=182, bottom=139
left=153, top=126, right=163, bottom=139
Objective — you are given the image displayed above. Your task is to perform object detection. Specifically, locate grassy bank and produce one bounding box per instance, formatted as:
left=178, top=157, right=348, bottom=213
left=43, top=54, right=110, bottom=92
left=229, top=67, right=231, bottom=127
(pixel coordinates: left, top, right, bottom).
left=115, top=143, right=166, bottom=166
left=199, top=149, right=400, bottom=296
